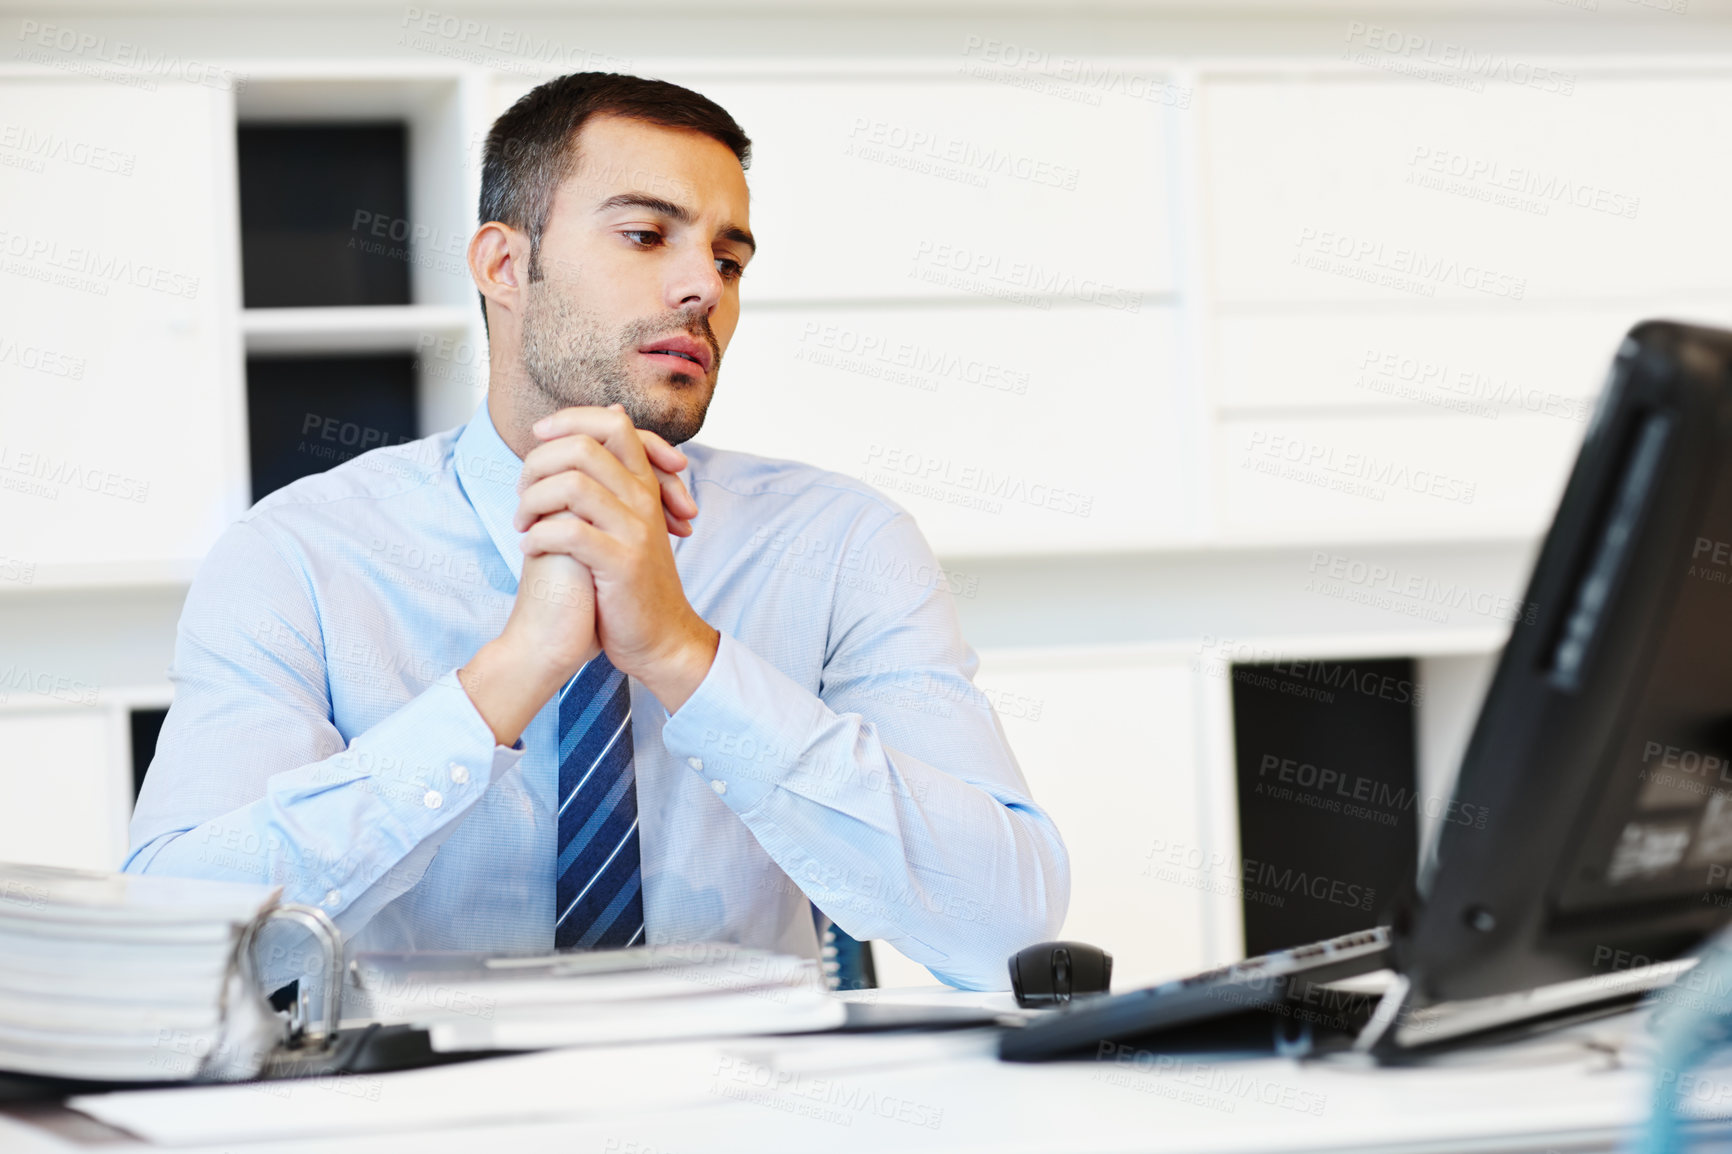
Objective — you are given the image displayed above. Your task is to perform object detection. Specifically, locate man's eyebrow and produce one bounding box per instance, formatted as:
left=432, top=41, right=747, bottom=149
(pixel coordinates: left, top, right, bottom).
left=596, top=192, right=692, bottom=223
left=595, top=192, right=756, bottom=255
left=720, top=225, right=757, bottom=255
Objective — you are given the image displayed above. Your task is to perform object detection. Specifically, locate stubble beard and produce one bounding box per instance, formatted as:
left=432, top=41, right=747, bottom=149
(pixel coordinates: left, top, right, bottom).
left=519, top=268, right=718, bottom=447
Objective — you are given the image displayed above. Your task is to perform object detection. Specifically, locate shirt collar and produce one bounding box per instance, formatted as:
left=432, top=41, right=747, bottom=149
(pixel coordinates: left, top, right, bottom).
left=454, top=399, right=529, bottom=584
left=453, top=399, right=696, bottom=586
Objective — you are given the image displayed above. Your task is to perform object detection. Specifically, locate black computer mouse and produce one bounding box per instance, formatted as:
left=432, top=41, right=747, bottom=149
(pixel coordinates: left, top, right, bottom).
left=1009, top=941, right=1113, bottom=1008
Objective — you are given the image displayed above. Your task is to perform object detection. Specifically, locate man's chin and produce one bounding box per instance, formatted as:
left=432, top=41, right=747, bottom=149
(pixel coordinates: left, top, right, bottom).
left=627, top=397, right=709, bottom=447
left=644, top=418, right=704, bottom=447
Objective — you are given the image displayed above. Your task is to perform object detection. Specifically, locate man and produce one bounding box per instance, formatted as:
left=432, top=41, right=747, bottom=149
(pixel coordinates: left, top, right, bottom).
left=127, top=73, right=1068, bottom=990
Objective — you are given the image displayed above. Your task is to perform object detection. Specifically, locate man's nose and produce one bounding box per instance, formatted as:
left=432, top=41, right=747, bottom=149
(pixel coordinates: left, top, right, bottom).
left=667, top=243, right=724, bottom=314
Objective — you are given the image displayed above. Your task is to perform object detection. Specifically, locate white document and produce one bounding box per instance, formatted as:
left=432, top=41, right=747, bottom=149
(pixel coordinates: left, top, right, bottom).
left=70, top=1040, right=740, bottom=1146
left=425, top=983, right=845, bottom=1051
left=344, top=943, right=845, bottom=1051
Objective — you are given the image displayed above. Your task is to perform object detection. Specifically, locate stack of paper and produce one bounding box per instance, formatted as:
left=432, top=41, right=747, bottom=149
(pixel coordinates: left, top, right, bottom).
left=346, top=941, right=847, bottom=1051
left=0, top=861, right=283, bottom=1082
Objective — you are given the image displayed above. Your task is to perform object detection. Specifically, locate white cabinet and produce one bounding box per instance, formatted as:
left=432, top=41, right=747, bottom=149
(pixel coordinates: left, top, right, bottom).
left=1202, top=74, right=1732, bottom=306
left=707, top=304, right=1193, bottom=555
left=1213, top=307, right=1623, bottom=415
left=1210, top=411, right=1582, bottom=543
left=871, top=646, right=1218, bottom=990
left=0, top=706, right=126, bottom=870
left=0, top=78, right=244, bottom=586
left=1195, top=72, right=1732, bottom=544
left=232, top=76, right=487, bottom=437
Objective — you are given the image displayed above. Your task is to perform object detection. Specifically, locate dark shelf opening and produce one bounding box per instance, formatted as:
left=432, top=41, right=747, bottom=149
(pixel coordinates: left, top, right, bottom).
left=130, top=708, right=168, bottom=800
left=246, top=354, right=418, bottom=502
left=238, top=123, right=411, bottom=308
left=1231, top=656, right=1421, bottom=956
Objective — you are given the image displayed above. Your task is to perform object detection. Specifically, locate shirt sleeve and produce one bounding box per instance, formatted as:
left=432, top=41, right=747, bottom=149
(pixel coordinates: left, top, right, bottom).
left=123, top=517, right=523, bottom=942
left=658, top=510, right=1070, bottom=990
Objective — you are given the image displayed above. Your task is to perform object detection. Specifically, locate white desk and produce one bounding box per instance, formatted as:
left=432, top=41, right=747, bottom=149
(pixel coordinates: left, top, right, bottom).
left=0, top=988, right=1697, bottom=1154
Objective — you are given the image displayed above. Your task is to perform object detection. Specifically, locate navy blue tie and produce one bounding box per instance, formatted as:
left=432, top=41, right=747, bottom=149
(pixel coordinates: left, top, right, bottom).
left=553, top=651, right=645, bottom=950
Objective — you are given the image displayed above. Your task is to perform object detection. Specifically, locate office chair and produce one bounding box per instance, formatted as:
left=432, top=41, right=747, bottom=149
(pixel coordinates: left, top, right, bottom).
left=812, top=906, right=877, bottom=991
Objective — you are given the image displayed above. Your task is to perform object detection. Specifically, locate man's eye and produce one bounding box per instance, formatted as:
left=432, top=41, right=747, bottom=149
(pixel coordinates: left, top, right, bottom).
left=623, top=230, right=661, bottom=247
left=716, top=258, right=744, bottom=282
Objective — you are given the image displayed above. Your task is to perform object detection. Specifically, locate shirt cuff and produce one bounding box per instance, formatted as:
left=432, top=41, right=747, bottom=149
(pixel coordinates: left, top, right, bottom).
left=267, top=669, right=524, bottom=848
left=658, top=630, right=828, bottom=813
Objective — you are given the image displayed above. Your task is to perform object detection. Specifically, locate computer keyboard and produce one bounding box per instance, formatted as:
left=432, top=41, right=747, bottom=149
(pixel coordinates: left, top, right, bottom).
left=998, top=927, right=1395, bottom=1062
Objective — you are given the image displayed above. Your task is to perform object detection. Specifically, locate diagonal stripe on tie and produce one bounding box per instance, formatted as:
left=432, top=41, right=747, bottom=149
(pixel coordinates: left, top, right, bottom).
left=557, top=708, right=631, bottom=820
left=557, top=822, right=638, bottom=928
left=556, top=821, right=642, bottom=947
left=554, top=651, right=645, bottom=951
left=575, top=864, right=643, bottom=949
left=558, top=666, right=623, bottom=764
left=557, top=754, right=635, bottom=879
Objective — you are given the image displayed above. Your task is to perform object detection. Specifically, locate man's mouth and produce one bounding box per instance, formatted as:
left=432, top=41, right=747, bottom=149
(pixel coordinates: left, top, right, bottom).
left=638, top=335, right=714, bottom=375
left=644, top=350, right=703, bottom=369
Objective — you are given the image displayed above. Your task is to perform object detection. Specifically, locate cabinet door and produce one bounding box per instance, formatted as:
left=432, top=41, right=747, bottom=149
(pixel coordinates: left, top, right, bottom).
left=1201, top=74, right=1732, bottom=543
left=0, top=78, right=244, bottom=586
left=706, top=304, right=1192, bottom=556
left=1207, top=75, right=1732, bottom=308
left=870, top=647, right=1212, bottom=990
left=0, top=706, right=123, bottom=870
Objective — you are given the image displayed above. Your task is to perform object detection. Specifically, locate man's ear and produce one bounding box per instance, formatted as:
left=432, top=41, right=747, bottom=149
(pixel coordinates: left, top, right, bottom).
left=469, top=221, right=527, bottom=324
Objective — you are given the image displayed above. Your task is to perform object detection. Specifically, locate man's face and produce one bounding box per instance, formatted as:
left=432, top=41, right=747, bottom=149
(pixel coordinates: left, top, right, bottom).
left=519, top=113, right=754, bottom=446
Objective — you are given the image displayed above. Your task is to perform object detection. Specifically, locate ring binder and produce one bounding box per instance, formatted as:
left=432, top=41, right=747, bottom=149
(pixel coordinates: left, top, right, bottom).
left=240, top=904, right=345, bottom=1054
left=0, top=863, right=291, bottom=1088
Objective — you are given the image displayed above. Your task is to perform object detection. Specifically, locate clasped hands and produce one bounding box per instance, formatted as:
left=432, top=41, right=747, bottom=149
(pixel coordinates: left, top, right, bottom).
left=461, top=405, right=719, bottom=746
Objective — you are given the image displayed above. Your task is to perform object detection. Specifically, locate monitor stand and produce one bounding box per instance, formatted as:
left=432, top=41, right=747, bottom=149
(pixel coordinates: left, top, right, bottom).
left=1351, top=960, right=1693, bottom=1063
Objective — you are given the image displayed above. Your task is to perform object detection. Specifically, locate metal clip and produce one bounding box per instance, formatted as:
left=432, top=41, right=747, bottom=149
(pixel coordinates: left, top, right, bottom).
left=239, top=903, right=345, bottom=1052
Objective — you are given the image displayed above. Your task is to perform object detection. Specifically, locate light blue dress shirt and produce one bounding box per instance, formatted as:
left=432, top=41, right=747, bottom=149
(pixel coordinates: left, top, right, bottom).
left=125, top=402, right=1069, bottom=989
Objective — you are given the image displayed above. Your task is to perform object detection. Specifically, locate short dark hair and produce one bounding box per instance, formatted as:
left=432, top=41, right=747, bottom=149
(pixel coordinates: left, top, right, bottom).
left=475, top=72, right=752, bottom=336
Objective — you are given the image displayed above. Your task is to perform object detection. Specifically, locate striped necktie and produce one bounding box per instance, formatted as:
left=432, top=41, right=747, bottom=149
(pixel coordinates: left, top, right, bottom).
left=553, top=651, right=645, bottom=950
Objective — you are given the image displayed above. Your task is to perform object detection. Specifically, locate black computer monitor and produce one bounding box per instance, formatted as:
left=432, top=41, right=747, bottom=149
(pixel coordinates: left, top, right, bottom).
left=1400, top=320, right=1732, bottom=1004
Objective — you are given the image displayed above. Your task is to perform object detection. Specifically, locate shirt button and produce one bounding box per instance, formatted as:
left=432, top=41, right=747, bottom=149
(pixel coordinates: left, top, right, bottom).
left=322, top=889, right=340, bottom=908
left=448, top=762, right=470, bottom=785
left=687, top=757, right=703, bottom=771
left=423, top=789, right=444, bottom=809
left=711, top=779, right=727, bottom=796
